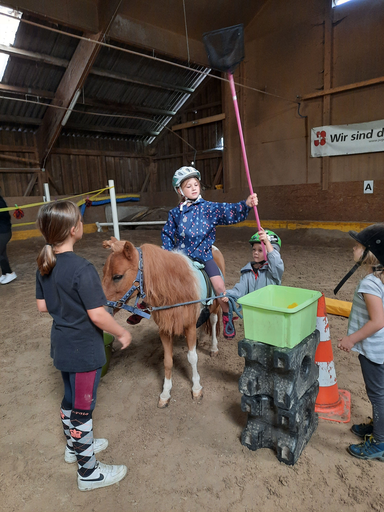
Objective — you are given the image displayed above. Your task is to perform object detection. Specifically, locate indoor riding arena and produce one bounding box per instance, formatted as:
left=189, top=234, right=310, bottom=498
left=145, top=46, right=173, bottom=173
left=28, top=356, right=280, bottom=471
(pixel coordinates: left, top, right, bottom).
left=1, top=1, right=384, bottom=512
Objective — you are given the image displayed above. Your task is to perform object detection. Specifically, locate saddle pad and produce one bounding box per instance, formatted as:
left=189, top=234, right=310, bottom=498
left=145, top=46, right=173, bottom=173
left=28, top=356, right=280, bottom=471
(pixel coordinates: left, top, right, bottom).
left=189, top=258, right=223, bottom=305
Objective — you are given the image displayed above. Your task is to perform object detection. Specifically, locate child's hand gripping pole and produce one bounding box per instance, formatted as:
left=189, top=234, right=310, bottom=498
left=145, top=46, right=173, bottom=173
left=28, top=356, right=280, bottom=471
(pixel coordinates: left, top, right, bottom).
left=228, top=73, right=267, bottom=260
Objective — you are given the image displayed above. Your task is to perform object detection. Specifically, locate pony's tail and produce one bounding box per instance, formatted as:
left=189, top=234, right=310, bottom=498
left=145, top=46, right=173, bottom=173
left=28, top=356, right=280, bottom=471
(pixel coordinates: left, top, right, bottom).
left=37, top=245, right=56, bottom=276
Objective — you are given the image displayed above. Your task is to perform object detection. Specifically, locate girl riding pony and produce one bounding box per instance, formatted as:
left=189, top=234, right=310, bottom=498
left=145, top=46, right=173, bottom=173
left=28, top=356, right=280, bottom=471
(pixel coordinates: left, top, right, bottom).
left=161, top=166, right=258, bottom=338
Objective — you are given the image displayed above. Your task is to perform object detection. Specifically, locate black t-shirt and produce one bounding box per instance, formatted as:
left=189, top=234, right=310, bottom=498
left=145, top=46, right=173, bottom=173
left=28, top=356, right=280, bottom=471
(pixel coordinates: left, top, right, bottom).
left=36, top=252, right=107, bottom=372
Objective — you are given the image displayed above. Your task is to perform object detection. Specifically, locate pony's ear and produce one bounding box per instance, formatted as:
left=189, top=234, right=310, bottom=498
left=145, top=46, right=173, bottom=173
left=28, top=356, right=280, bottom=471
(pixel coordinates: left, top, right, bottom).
left=123, top=241, right=136, bottom=261
left=103, top=240, right=112, bottom=249
left=103, top=237, right=120, bottom=251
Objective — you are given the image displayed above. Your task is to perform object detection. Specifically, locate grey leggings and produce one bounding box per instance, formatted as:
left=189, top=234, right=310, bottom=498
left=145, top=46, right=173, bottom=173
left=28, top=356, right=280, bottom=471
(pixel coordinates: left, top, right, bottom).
left=0, top=231, right=12, bottom=275
left=359, top=354, right=384, bottom=442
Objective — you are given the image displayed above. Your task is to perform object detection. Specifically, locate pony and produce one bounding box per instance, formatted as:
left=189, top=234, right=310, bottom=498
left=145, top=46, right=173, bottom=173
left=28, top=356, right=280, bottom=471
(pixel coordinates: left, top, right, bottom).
left=102, top=237, right=225, bottom=408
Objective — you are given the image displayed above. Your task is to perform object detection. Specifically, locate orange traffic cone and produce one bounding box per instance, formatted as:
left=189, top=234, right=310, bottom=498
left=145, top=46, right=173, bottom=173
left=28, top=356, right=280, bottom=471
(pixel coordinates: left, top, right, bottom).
left=315, top=294, right=351, bottom=422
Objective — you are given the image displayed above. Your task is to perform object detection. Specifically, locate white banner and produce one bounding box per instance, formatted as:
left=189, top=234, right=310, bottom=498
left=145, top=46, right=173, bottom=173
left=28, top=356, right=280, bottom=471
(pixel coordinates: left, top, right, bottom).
left=311, top=119, right=384, bottom=157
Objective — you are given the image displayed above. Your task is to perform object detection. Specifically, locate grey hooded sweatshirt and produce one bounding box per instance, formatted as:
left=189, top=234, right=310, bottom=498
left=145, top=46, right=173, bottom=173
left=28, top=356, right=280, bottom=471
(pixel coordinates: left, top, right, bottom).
left=226, top=248, right=284, bottom=301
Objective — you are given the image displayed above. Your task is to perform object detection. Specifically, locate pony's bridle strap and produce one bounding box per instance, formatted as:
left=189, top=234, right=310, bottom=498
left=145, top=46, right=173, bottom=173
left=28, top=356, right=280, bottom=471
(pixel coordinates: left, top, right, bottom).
left=105, top=247, right=150, bottom=319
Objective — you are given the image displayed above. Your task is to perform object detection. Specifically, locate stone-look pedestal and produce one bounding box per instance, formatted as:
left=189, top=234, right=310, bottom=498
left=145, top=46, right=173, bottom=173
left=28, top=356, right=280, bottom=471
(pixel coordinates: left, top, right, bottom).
left=238, top=330, right=320, bottom=465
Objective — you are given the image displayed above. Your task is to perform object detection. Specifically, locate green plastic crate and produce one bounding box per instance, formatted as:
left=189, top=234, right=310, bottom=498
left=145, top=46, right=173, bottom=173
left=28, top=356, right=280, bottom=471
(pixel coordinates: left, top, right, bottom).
left=237, top=285, right=322, bottom=348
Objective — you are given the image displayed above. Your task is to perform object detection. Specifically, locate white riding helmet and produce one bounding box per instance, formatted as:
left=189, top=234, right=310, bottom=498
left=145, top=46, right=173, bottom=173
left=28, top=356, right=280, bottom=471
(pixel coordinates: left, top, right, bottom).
left=172, top=166, right=201, bottom=194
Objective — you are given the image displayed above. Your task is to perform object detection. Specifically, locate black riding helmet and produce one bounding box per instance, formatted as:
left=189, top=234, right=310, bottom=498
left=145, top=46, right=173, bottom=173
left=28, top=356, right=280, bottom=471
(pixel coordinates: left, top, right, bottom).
left=334, top=223, right=384, bottom=295
left=349, top=224, right=384, bottom=266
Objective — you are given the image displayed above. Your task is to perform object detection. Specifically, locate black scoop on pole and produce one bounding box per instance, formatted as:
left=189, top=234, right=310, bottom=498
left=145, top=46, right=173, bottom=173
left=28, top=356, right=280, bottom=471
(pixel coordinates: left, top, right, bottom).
left=203, top=24, right=266, bottom=258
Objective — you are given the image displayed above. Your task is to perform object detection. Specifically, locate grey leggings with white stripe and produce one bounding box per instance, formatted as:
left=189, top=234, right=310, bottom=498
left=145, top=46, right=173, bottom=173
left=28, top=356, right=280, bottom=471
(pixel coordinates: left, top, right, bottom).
left=359, top=354, right=384, bottom=442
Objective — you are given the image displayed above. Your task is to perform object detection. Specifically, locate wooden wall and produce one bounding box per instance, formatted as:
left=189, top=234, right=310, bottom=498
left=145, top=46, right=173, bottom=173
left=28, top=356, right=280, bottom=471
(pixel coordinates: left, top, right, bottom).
left=226, top=0, right=384, bottom=222
left=0, top=130, right=39, bottom=197
left=0, top=130, right=149, bottom=197
left=147, top=0, right=384, bottom=224
left=48, top=137, right=148, bottom=196
left=3, top=0, right=384, bottom=225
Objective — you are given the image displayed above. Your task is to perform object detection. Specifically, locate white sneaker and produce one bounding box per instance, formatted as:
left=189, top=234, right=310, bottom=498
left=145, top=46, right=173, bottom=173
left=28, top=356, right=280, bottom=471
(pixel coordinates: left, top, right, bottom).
left=1, top=272, right=17, bottom=284
left=78, top=461, right=127, bottom=491
left=0, top=275, right=5, bottom=283
left=65, top=438, right=109, bottom=463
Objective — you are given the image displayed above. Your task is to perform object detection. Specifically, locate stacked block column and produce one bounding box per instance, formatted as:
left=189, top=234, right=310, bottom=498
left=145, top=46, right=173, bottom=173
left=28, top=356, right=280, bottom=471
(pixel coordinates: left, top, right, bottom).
left=238, top=330, right=320, bottom=465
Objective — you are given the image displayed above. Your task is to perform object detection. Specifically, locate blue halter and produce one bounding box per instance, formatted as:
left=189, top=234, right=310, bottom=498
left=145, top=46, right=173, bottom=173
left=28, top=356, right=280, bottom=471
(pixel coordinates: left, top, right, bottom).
left=105, top=247, right=151, bottom=319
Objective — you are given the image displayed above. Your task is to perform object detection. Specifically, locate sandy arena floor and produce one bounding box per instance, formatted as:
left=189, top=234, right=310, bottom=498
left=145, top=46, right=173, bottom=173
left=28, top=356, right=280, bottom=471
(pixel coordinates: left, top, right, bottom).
left=2, top=225, right=383, bottom=512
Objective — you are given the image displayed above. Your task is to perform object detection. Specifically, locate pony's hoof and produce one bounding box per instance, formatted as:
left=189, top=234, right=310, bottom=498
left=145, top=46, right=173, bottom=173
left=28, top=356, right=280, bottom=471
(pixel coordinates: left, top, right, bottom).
left=192, top=389, right=203, bottom=402
left=210, top=350, right=219, bottom=358
left=158, top=397, right=170, bottom=408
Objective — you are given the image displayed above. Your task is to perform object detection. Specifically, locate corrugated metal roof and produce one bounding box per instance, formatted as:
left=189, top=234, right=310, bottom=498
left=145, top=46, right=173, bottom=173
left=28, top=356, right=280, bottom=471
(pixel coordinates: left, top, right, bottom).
left=0, top=12, right=209, bottom=144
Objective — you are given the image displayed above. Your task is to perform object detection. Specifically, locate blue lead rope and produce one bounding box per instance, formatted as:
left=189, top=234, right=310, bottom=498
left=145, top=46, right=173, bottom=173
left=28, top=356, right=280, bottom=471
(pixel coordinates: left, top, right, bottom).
left=152, top=293, right=243, bottom=336
left=108, top=289, right=243, bottom=331
left=223, top=294, right=243, bottom=338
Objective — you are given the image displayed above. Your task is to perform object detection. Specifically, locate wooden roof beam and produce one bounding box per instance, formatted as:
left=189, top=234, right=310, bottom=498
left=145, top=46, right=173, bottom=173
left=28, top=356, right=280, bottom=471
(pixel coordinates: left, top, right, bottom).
left=82, top=98, right=176, bottom=117
left=0, top=85, right=176, bottom=118
left=0, top=43, right=68, bottom=67
left=0, top=83, right=55, bottom=99
left=1, top=44, right=194, bottom=94
left=64, top=122, right=159, bottom=137
left=91, top=67, right=193, bottom=94
left=299, top=75, right=384, bottom=101
left=0, top=115, right=41, bottom=125
left=36, top=0, right=122, bottom=167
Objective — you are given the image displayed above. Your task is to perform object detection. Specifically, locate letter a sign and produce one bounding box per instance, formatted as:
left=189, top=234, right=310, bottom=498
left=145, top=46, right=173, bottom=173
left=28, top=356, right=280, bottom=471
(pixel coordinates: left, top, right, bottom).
left=364, top=180, right=373, bottom=194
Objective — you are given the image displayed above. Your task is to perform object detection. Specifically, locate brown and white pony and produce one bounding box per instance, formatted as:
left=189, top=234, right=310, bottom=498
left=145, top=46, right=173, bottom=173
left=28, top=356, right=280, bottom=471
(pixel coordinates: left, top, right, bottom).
left=102, top=237, right=225, bottom=408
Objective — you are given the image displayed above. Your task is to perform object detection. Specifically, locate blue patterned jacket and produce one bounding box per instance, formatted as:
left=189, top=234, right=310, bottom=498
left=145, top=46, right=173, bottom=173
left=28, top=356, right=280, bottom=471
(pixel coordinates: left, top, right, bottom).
left=161, top=197, right=250, bottom=262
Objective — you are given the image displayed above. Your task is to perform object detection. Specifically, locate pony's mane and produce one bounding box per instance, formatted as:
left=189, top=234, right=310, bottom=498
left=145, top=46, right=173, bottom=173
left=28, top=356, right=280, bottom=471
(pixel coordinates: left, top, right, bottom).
left=141, top=244, right=200, bottom=335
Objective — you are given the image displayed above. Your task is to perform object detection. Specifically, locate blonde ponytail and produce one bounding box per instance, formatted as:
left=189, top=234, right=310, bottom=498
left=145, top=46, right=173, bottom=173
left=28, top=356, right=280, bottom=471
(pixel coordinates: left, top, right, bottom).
left=36, top=201, right=81, bottom=276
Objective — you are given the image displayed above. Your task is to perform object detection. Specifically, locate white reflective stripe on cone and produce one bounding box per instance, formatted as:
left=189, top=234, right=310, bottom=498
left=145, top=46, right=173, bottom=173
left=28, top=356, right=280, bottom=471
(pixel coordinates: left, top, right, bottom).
left=317, top=361, right=337, bottom=387
left=316, top=316, right=330, bottom=342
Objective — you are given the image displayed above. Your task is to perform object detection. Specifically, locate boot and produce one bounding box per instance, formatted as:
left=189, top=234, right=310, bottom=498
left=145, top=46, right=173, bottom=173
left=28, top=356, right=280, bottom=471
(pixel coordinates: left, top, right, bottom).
left=70, top=409, right=127, bottom=491
left=222, top=312, right=236, bottom=339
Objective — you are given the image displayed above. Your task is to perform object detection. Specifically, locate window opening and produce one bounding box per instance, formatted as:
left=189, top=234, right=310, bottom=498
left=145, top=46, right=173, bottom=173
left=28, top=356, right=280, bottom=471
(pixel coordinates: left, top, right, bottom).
left=333, top=0, right=354, bottom=7
left=0, top=6, right=22, bottom=82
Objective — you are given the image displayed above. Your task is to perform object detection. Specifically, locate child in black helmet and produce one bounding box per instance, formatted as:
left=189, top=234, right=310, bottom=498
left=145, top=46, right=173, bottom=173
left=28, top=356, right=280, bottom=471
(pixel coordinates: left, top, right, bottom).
left=337, top=223, right=384, bottom=461
left=222, top=227, right=284, bottom=337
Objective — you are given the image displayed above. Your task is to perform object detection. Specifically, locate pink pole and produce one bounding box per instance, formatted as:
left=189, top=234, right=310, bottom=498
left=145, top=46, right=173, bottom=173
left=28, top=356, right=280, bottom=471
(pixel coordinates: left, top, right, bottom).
left=228, top=72, right=266, bottom=259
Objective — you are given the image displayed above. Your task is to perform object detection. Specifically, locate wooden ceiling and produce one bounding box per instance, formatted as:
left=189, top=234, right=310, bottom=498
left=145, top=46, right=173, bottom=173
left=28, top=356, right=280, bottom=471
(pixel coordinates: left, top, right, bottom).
left=118, top=0, right=268, bottom=39
left=6, top=0, right=268, bottom=59
left=1, top=0, right=268, bottom=167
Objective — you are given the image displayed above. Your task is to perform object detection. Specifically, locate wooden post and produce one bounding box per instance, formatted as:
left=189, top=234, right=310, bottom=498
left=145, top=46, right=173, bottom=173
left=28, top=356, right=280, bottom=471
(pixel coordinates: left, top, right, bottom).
left=321, top=1, right=334, bottom=191
left=24, top=174, right=38, bottom=196
left=211, top=161, right=223, bottom=189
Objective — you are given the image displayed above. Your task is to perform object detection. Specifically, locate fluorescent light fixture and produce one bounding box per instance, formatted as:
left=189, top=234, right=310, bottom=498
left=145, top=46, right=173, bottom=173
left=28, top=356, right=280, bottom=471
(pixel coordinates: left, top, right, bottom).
left=333, top=0, right=353, bottom=6
left=215, top=136, right=224, bottom=150
left=61, top=89, right=81, bottom=126
left=0, top=6, right=22, bottom=81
